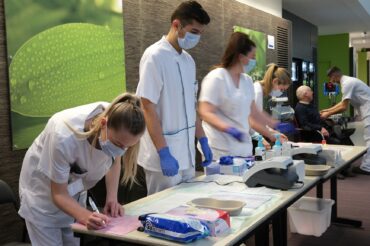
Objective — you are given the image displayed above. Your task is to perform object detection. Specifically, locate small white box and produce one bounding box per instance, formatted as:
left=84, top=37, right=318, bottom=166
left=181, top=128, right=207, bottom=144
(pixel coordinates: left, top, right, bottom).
left=220, top=160, right=246, bottom=176
left=288, top=197, right=334, bottom=237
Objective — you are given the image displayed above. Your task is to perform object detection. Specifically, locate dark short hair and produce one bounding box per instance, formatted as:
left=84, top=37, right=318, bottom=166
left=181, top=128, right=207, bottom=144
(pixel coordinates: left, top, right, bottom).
left=327, top=66, right=342, bottom=77
left=171, top=1, right=210, bottom=26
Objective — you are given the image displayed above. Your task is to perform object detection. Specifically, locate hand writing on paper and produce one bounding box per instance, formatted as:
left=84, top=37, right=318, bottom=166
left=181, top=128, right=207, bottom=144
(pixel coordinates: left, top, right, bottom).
left=86, top=212, right=110, bottom=230
left=104, top=200, right=124, bottom=218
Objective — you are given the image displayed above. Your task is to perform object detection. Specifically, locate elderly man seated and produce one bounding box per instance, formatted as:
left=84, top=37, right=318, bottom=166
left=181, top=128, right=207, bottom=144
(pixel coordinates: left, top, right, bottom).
left=295, top=85, right=355, bottom=178
left=295, top=85, right=340, bottom=144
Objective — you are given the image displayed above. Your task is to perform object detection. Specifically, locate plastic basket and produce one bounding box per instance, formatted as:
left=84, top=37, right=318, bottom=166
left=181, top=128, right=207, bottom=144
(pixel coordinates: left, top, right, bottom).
left=288, top=196, right=335, bottom=237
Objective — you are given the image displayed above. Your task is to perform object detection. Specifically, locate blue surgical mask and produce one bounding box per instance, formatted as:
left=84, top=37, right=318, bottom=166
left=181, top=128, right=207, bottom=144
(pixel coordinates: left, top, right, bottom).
left=99, top=127, right=126, bottom=158
left=244, top=59, right=257, bottom=73
left=178, top=32, right=201, bottom=50
left=269, top=89, right=283, bottom=97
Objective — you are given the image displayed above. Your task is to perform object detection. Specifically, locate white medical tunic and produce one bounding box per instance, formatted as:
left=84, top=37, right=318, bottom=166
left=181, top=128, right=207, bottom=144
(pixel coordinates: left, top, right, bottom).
left=254, top=81, right=264, bottom=111
left=199, top=68, right=255, bottom=159
left=136, top=36, right=197, bottom=171
left=341, top=75, right=370, bottom=127
left=19, top=102, right=112, bottom=228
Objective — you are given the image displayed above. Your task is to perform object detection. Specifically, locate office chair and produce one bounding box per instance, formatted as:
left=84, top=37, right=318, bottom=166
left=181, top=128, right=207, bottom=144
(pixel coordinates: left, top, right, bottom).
left=0, top=179, right=30, bottom=246
left=290, top=116, right=323, bottom=143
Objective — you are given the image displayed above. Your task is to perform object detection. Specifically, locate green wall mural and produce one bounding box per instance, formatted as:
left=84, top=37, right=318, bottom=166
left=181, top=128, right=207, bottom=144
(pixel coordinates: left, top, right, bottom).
left=318, top=33, right=349, bottom=111
left=233, top=25, right=267, bottom=81
left=4, top=0, right=126, bottom=149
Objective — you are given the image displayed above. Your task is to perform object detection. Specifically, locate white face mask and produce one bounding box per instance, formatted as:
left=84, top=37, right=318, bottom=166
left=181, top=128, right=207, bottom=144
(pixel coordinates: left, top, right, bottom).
left=244, top=59, right=257, bottom=73
left=178, top=32, right=201, bottom=50
left=269, top=89, right=283, bottom=97
left=98, top=127, right=126, bottom=158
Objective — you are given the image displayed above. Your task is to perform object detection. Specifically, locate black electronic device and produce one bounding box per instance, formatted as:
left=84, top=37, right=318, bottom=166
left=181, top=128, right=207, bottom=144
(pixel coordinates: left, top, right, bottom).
left=245, top=167, right=299, bottom=190
left=292, top=153, right=327, bottom=165
left=243, top=156, right=301, bottom=190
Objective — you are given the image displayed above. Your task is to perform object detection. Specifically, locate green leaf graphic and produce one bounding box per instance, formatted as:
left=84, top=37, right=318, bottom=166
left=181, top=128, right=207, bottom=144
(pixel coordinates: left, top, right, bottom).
left=10, top=23, right=125, bottom=117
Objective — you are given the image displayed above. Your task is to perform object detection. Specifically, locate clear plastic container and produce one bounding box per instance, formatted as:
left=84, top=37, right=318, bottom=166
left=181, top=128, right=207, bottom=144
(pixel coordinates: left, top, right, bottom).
left=288, top=196, right=335, bottom=237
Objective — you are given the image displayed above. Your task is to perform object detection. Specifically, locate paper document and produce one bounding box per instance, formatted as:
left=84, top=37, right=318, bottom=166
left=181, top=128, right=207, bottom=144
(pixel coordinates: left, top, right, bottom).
left=126, top=192, right=199, bottom=216
left=71, top=215, right=140, bottom=236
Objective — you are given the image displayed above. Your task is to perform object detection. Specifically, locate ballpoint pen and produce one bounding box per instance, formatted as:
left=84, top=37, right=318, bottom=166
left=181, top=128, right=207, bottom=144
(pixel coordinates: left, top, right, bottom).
left=88, top=196, right=106, bottom=225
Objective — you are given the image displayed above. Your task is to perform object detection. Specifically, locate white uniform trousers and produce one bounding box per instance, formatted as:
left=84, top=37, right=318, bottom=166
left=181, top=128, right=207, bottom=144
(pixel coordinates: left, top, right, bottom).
left=144, top=167, right=195, bottom=195
left=25, top=220, right=79, bottom=246
left=360, top=125, right=370, bottom=172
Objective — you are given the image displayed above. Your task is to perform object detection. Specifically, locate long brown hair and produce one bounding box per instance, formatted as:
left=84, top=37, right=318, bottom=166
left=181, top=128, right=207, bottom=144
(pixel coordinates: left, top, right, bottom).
left=214, top=32, right=256, bottom=69
left=66, top=93, right=145, bottom=185
left=260, top=63, right=292, bottom=96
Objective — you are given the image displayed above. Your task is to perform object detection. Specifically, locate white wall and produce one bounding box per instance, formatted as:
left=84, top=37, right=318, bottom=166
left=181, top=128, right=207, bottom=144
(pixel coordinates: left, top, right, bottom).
left=235, top=0, right=282, bottom=17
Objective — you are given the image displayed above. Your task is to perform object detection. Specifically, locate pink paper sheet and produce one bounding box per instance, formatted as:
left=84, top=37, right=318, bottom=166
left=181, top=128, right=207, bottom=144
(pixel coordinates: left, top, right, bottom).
left=72, top=215, right=141, bottom=236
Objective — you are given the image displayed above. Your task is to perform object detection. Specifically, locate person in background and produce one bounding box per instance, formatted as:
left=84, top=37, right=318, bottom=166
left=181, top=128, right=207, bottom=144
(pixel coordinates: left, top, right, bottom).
left=136, top=1, right=212, bottom=195
left=18, top=93, right=146, bottom=246
left=198, top=32, right=278, bottom=160
left=250, top=63, right=292, bottom=149
left=295, top=85, right=340, bottom=144
left=321, top=66, right=370, bottom=175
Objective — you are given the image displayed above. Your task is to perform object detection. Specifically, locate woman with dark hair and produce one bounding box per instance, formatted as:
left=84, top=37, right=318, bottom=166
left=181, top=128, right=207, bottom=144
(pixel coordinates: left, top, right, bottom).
left=198, top=32, right=277, bottom=159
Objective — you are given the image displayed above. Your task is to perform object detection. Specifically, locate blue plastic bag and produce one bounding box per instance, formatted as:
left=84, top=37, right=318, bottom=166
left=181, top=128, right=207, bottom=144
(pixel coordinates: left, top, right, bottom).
left=138, top=213, right=210, bottom=243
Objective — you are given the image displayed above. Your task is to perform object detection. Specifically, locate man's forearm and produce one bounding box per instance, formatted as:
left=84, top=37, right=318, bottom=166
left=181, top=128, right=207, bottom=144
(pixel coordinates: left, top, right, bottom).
left=195, top=114, right=205, bottom=139
left=141, top=99, right=167, bottom=151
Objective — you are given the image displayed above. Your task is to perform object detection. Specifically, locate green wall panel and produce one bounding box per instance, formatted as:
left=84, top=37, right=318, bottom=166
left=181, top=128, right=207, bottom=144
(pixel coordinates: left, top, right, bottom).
left=357, top=51, right=368, bottom=84
left=317, top=33, right=349, bottom=111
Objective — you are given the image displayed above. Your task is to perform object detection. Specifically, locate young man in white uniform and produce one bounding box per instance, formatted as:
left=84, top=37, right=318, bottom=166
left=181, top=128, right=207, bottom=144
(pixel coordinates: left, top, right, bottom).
left=136, top=1, right=212, bottom=194
left=321, top=66, right=370, bottom=175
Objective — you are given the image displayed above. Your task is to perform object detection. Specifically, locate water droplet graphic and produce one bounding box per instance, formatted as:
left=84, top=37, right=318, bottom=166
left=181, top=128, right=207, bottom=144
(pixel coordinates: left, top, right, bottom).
left=20, top=96, right=27, bottom=104
left=28, top=80, right=36, bottom=91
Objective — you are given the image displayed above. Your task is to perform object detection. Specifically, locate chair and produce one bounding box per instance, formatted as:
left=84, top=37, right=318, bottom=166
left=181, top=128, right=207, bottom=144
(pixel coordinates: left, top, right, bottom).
left=0, top=179, right=30, bottom=246
left=291, top=116, right=323, bottom=143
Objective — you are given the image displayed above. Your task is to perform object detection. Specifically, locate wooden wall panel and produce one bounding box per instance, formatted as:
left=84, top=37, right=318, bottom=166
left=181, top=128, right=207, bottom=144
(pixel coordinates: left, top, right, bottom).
left=124, top=0, right=291, bottom=92
left=0, top=0, right=27, bottom=243
left=0, top=0, right=291, bottom=243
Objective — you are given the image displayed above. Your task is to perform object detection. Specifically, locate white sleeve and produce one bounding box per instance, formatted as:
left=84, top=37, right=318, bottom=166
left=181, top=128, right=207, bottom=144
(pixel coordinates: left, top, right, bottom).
left=199, top=72, right=223, bottom=107
left=341, top=80, right=355, bottom=101
left=254, top=82, right=263, bottom=112
left=38, top=131, right=75, bottom=184
left=136, top=52, right=163, bottom=104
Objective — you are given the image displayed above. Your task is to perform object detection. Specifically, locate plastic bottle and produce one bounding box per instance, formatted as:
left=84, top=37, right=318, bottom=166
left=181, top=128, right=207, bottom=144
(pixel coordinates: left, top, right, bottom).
left=272, top=133, right=282, bottom=157
left=282, top=141, right=292, bottom=156
left=254, top=135, right=266, bottom=160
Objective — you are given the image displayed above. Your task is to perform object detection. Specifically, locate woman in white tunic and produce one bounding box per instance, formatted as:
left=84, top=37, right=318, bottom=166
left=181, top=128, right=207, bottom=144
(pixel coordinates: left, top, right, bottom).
left=199, top=32, right=277, bottom=159
left=18, top=93, right=145, bottom=246
left=252, top=63, right=292, bottom=146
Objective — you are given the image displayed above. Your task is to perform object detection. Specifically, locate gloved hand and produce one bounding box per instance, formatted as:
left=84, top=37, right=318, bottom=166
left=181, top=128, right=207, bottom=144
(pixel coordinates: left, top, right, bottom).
left=225, top=127, right=244, bottom=142
left=199, top=137, right=213, bottom=167
left=158, top=147, right=179, bottom=176
left=275, top=122, right=296, bottom=134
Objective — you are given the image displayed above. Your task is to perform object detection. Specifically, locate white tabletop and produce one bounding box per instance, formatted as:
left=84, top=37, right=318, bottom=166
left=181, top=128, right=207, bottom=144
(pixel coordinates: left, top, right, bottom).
left=72, top=145, right=367, bottom=246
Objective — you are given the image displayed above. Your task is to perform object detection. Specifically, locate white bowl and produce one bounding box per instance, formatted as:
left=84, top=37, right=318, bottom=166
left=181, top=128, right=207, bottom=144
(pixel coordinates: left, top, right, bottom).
left=188, top=198, right=245, bottom=216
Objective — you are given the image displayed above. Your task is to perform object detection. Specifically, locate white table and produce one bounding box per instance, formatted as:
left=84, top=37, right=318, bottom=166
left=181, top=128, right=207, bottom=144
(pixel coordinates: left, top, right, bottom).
left=72, top=145, right=367, bottom=246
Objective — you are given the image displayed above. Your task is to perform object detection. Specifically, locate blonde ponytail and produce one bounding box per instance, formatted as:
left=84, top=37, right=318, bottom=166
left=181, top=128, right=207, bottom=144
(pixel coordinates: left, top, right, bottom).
left=65, top=92, right=145, bottom=185
left=260, top=63, right=292, bottom=96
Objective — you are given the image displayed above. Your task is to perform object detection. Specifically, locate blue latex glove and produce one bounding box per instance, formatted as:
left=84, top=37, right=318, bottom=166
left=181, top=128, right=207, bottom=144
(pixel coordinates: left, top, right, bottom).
left=275, top=122, right=296, bottom=134
left=225, top=127, right=244, bottom=142
left=158, top=147, right=179, bottom=176
left=199, top=137, right=213, bottom=167
left=219, top=156, right=234, bottom=165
